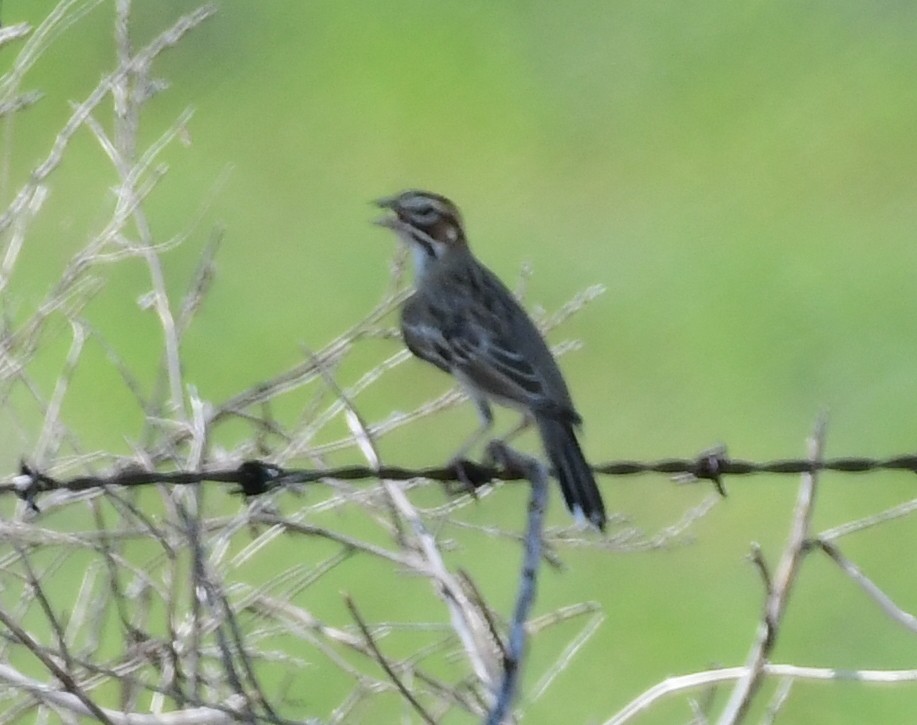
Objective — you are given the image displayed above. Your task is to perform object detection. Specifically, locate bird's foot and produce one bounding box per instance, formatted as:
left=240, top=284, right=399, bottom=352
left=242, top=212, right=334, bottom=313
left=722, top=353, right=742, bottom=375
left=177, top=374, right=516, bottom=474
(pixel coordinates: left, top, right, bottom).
left=443, top=457, right=494, bottom=496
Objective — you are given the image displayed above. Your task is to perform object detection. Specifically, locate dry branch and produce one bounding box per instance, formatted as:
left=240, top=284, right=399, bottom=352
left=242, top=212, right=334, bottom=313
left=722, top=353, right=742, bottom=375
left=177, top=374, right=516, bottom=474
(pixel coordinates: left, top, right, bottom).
left=717, top=415, right=826, bottom=724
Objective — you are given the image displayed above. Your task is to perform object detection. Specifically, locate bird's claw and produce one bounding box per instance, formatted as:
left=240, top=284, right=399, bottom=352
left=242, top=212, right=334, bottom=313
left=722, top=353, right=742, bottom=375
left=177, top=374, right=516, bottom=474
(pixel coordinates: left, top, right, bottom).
left=444, top=458, right=493, bottom=496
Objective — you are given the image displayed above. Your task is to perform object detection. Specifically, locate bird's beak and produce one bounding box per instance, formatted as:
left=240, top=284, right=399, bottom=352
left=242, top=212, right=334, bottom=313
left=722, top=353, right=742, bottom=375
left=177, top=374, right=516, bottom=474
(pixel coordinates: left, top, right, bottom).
left=373, top=194, right=399, bottom=210
left=372, top=195, right=401, bottom=229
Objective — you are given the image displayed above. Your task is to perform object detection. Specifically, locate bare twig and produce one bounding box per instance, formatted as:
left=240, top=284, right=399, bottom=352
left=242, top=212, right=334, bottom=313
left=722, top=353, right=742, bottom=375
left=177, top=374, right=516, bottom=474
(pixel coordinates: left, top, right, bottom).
left=0, top=4, right=216, bottom=237
left=0, top=23, right=31, bottom=48
left=717, top=415, right=827, bottom=724
left=606, top=664, right=917, bottom=725
left=818, top=498, right=917, bottom=541
left=0, top=661, right=239, bottom=724
left=0, top=603, right=115, bottom=723
left=379, top=474, right=500, bottom=687
left=529, top=606, right=604, bottom=702
left=812, top=538, right=917, bottom=634
left=344, top=595, right=436, bottom=725
left=761, top=678, right=793, bottom=725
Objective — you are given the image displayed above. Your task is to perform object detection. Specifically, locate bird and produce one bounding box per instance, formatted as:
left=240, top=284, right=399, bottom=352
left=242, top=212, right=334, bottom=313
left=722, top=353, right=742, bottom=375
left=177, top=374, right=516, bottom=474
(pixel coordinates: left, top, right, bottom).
left=374, top=189, right=606, bottom=530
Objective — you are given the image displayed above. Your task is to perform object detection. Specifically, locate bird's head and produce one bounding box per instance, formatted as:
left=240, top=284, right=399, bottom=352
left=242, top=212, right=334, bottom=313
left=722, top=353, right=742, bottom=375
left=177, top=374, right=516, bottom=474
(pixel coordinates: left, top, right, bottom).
left=374, top=190, right=467, bottom=274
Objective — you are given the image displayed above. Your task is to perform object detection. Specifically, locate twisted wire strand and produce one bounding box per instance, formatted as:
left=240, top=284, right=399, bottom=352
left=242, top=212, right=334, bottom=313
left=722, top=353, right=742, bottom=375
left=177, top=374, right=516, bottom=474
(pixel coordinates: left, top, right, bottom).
left=7, top=451, right=917, bottom=507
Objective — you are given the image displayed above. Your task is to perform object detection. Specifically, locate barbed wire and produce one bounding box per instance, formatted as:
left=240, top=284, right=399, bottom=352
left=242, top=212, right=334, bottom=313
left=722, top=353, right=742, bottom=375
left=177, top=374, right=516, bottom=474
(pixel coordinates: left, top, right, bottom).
left=6, top=449, right=917, bottom=512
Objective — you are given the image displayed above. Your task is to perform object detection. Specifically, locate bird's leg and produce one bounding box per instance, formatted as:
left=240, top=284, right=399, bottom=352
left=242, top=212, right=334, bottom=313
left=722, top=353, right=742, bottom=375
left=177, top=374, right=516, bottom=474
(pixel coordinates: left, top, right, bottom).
left=480, top=412, right=533, bottom=471
left=446, top=397, right=494, bottom=493
left=450, top=397, right=494, bottom=465
left=500, top=412, right=534, bottom=445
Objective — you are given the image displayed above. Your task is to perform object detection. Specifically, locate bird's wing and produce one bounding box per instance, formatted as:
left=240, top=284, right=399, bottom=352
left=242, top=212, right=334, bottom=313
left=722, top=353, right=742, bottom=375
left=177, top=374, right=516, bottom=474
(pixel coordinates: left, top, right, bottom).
left=400, top=315, right=457, bottom=375
left=456, top=306, right=579, bottom=422
left=451, top=322, right=547, bottom=399
left=401, top=283, right=576, bottom=421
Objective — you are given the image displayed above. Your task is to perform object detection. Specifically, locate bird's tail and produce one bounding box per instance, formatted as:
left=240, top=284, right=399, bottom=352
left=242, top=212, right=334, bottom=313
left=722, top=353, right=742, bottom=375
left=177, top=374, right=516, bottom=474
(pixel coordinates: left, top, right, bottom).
left=536, top=416, right=606, bottom=530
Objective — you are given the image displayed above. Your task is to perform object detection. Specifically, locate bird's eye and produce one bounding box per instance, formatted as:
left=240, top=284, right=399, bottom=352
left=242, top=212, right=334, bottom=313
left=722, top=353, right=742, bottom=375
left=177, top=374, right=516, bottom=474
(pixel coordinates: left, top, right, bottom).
left=405, top=200, right=440, bottom=226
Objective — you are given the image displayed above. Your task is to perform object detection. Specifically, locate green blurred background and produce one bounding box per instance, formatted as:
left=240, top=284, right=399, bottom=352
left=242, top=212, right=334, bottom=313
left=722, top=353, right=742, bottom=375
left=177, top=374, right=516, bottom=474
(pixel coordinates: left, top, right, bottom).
left=3, top=0, right=917, bottom=722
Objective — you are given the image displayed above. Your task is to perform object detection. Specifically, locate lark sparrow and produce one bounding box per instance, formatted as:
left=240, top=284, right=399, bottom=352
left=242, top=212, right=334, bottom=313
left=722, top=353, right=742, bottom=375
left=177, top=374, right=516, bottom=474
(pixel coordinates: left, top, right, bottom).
left=374, top=190, right=606, bottom=530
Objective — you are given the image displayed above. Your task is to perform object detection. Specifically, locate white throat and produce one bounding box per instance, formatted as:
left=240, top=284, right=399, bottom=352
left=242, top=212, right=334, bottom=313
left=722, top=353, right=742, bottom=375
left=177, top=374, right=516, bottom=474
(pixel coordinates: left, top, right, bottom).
left=411, top=243, right=433, bottom=280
